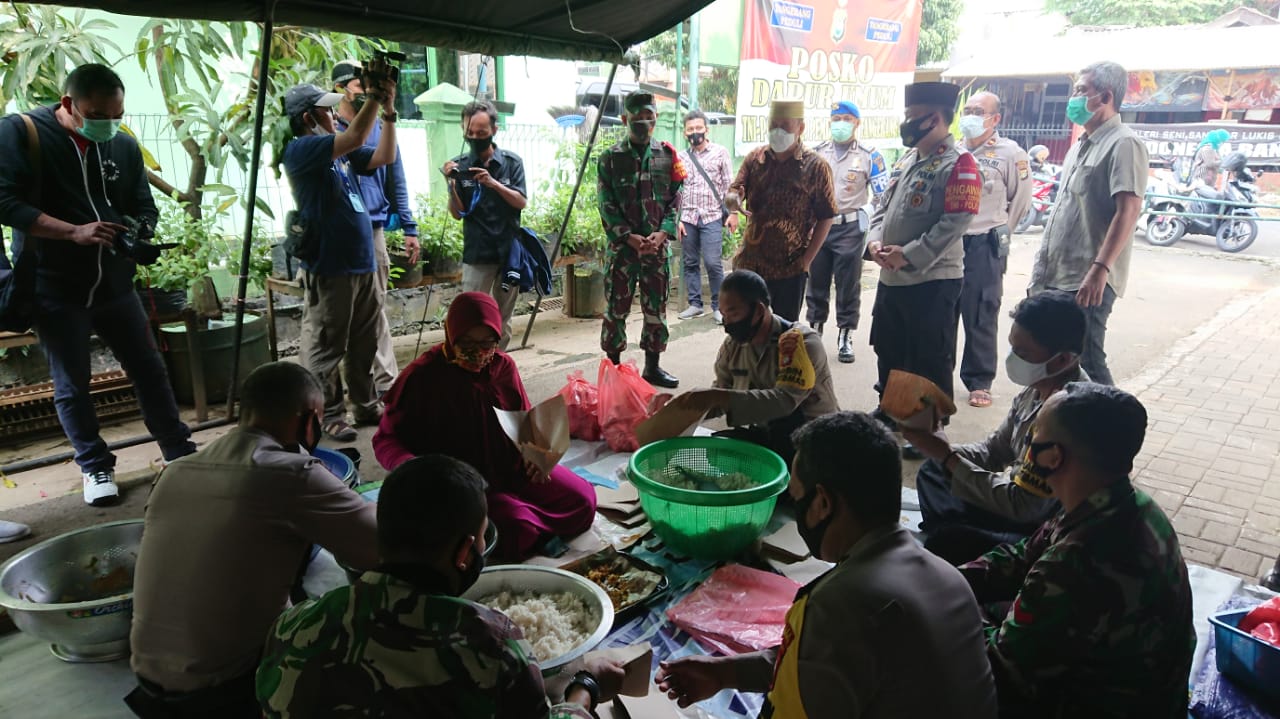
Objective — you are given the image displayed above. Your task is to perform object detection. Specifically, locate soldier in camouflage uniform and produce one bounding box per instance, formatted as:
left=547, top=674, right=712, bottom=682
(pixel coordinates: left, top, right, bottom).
left=597, top=91, right=685, bottom=388
left=958, top=383, right=1194, bottom=718
left=256, top=455, right=621, bottom=718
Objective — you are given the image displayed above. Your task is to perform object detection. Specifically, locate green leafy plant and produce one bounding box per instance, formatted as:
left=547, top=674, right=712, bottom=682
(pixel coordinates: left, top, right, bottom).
left=384, top=228, right=407, bottom=254
left=527, top=132, right=624, bottom=257
left=413, top=192, right=465, bottom=263
left=135, top=196, right=272, bottom=293
left=0, top=5, right=122, bottom=109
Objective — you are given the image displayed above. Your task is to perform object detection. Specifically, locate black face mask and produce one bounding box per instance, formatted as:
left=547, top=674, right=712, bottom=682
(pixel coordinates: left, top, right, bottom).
left=629, top=120, right=655, bottom=141
left=456, top=543, right=485, bottom=593
left=899, top=114, right=937, bottom=148
left=466, top=136, right=494, bottom=153
left=351, top=93, right=368, bottom=112
left=795, top=487, right=834, bottom=560
left=298, top=412, right=321, bottom=455
left=686, top=132, right=706, bottom=147
left=723, top=307, right=763, bottom=343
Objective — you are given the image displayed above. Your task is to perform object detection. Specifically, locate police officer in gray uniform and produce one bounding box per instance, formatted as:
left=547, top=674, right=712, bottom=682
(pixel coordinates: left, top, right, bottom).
left=807, top=100, right=888, bottom=364
left=956, top=91, right=1032, bottom=408
left=866, top=82, right=981, bottom=424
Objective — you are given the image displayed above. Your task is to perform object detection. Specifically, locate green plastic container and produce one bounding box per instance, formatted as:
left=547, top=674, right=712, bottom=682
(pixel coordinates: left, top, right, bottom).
left=628, top=437, right=789, bottom=560
left=159, top=315, right=269, bottom=405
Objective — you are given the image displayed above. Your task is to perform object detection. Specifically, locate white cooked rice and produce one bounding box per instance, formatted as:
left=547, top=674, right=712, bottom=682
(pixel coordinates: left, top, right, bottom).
left=480, top=590, right=595, bottom=661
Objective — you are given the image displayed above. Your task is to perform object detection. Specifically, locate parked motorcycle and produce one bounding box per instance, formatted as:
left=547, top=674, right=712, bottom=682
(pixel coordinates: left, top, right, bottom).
left=1015, top=145, right=1061, bottom=233
left=1145, top=150, right=1261, bottom=253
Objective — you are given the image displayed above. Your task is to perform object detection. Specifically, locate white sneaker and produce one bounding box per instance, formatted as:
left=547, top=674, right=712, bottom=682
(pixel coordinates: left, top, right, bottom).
left=713, top=310, right=723, bottom=325
left=678, top=305, right=705, bottom=320
left=0, top=519, right=30, bottom=544
left=82, top=470, right=120, bottom=506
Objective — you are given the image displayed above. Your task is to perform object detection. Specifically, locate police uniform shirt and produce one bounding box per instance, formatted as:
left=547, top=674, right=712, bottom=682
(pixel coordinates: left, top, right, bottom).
left=813, top=140, right=888, bottom=216
left=866, top=135, right=981, bottom=287
left=712, top=317, right=839, bottom=427
left=968, top=133, right=1032, bottom=235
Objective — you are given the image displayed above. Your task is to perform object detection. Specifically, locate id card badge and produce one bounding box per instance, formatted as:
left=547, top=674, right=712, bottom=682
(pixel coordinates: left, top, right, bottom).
left=347, top=191, right=366, bottom=214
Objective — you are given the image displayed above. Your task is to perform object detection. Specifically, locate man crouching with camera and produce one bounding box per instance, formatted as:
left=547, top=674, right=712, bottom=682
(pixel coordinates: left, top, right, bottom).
left=0, top=63, right=196, bottom=506
left=282, top=55, right=400, bottom=443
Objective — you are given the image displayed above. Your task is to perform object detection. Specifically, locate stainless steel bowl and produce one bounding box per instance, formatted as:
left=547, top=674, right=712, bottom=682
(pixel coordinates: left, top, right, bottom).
left=0, top=520, right=143, bottom=663
left=462, top=565, right=614, bottom=675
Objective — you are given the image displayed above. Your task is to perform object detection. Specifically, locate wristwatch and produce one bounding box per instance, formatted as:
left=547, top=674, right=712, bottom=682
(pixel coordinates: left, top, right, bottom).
left=382, top=112, right=398, bottom=123
left=564, top=670, right=600, bottom=711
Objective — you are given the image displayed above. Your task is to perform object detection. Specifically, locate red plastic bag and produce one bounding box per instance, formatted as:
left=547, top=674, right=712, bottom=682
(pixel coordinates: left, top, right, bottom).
left=666, top=564, right=801, bottom=654
left=1240, top=596, right=1280, bottom=648
left=558, top=370, right=601, bottom=442
left=597, top=358, right=656, bottom=453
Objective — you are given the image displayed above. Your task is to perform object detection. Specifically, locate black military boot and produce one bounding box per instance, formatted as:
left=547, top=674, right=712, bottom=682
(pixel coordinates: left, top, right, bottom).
left=837, top=328, right=855, bottom=364
left=1263, top=555, right=1280, bottom=592
left=642, top=351, right=679, bottom=388
left=606, top=352, right=621, bottom=366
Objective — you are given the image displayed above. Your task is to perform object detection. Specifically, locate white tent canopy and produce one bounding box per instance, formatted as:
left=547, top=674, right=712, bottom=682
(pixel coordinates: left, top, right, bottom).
left=943, top=24, right=1280, bottom=79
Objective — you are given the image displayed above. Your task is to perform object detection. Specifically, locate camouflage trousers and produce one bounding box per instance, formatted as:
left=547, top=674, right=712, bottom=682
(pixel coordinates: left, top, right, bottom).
left=601, top=248, right=670, bottom=354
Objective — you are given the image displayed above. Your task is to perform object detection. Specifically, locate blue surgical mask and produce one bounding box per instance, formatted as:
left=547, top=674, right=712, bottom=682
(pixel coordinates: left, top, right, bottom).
left=958, top=115, right=987, bottom=139
left=74, top=105, right=121, bottom=144
left=830, top=120, right=854, bottom=143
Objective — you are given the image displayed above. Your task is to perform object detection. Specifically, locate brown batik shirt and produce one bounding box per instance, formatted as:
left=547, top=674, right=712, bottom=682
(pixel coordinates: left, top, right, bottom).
left=729, top=143, right=837, bottom=281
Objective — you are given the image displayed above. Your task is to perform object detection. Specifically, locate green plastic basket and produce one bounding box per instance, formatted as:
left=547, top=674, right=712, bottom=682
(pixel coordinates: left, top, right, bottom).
left=628, top=437, right=789, bottom=560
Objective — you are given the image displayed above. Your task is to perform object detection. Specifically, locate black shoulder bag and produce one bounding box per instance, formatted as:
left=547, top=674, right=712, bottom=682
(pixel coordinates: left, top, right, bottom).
left=0, top=114, right=43, bottom=332
left=685, top=146, right=730, bottom=224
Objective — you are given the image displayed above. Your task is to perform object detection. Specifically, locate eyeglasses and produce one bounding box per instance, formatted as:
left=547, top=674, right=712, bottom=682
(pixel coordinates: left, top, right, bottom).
left=961, top=108, right=988, bottom=117
left=455, top=338, right=499, bottom=351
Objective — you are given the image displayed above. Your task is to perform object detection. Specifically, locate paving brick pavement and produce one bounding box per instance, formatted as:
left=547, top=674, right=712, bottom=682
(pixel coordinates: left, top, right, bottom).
left=1127, top=286, right=1280, bottom=580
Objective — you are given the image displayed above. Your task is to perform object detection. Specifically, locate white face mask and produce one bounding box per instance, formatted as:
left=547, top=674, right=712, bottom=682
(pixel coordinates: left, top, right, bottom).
left=958, top=115, right=987, bottom=139
left=1006, top=349, right=1068, bottom=386
left=768, top=128, right=797, bottom=154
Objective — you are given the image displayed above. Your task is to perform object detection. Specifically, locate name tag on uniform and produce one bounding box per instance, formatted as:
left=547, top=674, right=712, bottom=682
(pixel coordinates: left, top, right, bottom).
left=347, top=191, right=366, bottom=214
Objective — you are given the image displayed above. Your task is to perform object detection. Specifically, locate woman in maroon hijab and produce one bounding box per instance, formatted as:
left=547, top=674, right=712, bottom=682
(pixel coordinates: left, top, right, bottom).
left=373, top=292, right=596, bottom=561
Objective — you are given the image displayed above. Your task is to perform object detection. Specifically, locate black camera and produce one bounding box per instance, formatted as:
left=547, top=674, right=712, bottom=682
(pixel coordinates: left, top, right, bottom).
left=116, top=215, right=176, bottom=266
left=363, top=49, right=404, bottom=89
left=446, top=166, right=472, bottom=182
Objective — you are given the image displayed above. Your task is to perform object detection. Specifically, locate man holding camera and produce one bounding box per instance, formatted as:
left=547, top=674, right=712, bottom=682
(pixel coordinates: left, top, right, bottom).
left=0, top=63, right=195, bottom=506
left=282, top=57, right=399, bottom=442
left=442, top=101, right=527, bottom=349
left=331, top=60, right=418, bottom=394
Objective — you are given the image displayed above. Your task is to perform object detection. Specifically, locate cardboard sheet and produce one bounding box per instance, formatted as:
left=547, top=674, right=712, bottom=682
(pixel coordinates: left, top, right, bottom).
left=603, top=691, right=683, bottom=719
left=761, top=521, right=810, bottom=562
left=767, top=556, right=834, bottom=586
left=879, top=370, right=957, bottom=430
left=495, top=395, right=571, bottom=476
left=635, top=397, right=708, bottom=447
left=583, top=643, right=653, bottom=697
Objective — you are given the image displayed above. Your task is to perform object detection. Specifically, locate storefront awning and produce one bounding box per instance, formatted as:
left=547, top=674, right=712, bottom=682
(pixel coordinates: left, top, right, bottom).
left=20, top=0, right=710, bottom=62
left=944, top=24, right=1280, bottom=79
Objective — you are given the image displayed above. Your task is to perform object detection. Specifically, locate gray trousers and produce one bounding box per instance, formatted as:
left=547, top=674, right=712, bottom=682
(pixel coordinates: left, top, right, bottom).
left=371, top=226, right=399, bottom=393
left=805, top=221, right=865, bottom=330
left=300, top=270, right=381, bottom=423
left=1047, top=283, right=1117, bottom=386
left=462, top=263, right=520, bottom=350
left=681, top=219, right=725, bottom=311
left=960, top=231, right=1005, bottom=393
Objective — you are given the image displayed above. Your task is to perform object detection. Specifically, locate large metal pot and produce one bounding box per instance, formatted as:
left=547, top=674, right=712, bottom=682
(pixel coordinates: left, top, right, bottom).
left=462, top=565, right=613, bottom=676
left=0, top=520, right=143, bottom=662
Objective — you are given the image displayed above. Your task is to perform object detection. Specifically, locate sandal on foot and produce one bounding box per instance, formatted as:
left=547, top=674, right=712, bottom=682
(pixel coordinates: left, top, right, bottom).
left=968, top=389, right=993, bottom=408
left=323, top=419, right=358, bottom=442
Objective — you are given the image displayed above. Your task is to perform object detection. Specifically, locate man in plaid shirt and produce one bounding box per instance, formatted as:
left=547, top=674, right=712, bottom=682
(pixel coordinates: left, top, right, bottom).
left=676, top=110, right=735, bottom=325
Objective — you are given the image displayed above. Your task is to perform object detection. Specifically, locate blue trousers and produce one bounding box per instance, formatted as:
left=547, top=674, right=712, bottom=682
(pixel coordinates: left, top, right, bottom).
left=33, top=291, right=195, bottom=473
left=681, top=219, right=725, bottom=311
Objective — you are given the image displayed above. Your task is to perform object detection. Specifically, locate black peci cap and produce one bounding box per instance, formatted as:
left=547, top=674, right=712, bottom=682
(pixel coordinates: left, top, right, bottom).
left=904, top=82, right=962, bottom=108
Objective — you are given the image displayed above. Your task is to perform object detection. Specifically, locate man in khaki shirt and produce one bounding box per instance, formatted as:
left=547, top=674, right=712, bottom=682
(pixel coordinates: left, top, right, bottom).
left=956, top=92, right=1032, bottom=409
left=1030, top=60, right=1148, bottom=386
left=671, top=270, right=838, bottom=463
left=128, top=362, right=378, bottom=718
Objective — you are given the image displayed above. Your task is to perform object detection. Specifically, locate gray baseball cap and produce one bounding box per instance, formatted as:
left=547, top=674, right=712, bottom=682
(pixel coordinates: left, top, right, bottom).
left=283, top=84, right=343, bottom=119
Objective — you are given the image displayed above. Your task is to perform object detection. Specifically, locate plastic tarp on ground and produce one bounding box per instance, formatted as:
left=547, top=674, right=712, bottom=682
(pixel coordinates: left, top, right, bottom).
left=18, top=0, right=711, bottom=62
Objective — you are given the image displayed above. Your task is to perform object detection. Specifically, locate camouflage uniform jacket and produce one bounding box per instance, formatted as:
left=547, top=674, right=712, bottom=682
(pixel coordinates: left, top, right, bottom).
left=958, top=479, right=1194, bottom=718
left=257, top=569, right=592, bottom=719
left=597, top=137, right=684, bottom=253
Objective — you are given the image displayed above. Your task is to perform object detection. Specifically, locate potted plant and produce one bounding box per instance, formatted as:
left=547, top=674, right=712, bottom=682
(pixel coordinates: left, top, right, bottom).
left=134, top=202, right=214, bottom=315
left=384, top=228, right=424, bottom=288
left=413, top=193, right=465, bottom=277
